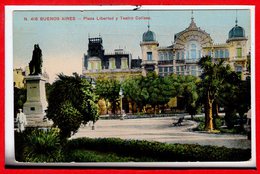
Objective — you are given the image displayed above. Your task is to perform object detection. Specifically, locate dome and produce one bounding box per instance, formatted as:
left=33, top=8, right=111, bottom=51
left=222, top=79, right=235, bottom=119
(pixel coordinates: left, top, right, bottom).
left=228, top=21, right=245, bottom=39
left=142, top=25, right=156, bottom=42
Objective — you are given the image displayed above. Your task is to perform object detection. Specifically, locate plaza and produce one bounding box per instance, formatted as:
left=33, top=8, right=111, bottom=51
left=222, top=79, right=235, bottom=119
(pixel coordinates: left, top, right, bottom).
left=72, top=115, right=251, bottom=149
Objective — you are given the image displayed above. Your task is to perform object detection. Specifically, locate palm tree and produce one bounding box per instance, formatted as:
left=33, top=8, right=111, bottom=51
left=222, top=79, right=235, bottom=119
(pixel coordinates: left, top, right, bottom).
left=198, top=56, right=232, bottom=131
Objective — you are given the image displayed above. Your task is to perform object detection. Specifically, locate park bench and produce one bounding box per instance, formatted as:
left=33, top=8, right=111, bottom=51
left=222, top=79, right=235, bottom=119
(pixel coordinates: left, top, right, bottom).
left=173, top=117, right=184, bottom=126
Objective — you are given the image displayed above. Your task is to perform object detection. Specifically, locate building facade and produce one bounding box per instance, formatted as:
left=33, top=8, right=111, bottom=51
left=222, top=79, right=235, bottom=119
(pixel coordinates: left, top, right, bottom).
left=83, top=16, right=249, bottom=80
left=13, top=66, right=50, bottom=88
left=82, top=37, right=142, bottom=81
left=140, top=16, right=249, bottom=79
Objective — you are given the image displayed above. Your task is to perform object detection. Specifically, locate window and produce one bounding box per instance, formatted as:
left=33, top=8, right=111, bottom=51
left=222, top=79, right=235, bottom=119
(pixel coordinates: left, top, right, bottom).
left=220, top=50, right=224, bottom=58
left=147, top=52, right=153, bottom=61
left=235, top=66, right=243, bottom=72
left=121, top=58, right=128, bottom=69
left=177, top=52, right=180, bottom=60
left=97, top=61, right=101, bottom=70
left=191, top=65, right=196, bottom=76
left=225, top=49, right=229, bottom=58
left=159, top=52, right=163, bottom=60
left=198, top=50, right=201, bottom=58
left=165, top=52, right=168, bottom=60
left=191, top=44, right=197, bottom=59
left=237, top=48, right=242, bottom=58
left=109, top=58, right=116, bottom=69
left=88, top=62, right=94, bottom=70
left=169, top=52, right=173, bottom=60
left=159, top=66, right=173, bottom=76
left=215, top=50, right=219, bottom=58
left=182, top=51, right=185, bottom=59
left=186, top=51, right=189, bottom=59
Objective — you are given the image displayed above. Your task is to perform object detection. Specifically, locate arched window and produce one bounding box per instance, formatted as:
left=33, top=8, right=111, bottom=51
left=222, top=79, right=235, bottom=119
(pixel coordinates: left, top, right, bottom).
left=191, top=44, right=197, bottom=59
left=186, top=41, right=201, bottom=60
left=236, top=48, right=242, bottom=58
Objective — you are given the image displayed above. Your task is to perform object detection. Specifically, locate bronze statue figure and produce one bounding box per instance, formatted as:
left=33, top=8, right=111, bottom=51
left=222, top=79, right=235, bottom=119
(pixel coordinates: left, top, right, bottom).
left=29, top=44, right=43, bottom=75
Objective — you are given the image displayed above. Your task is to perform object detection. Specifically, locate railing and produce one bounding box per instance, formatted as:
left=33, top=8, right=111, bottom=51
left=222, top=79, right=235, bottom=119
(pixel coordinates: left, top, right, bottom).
left=175, top=59, right=185, bottom=64
left=141, top=60, right=157, bottom=65
left=83, top=68, right=142, bottom=74
left=158, top=60, right=173, bottom=65
left=185, top=59, right=199, bottom=64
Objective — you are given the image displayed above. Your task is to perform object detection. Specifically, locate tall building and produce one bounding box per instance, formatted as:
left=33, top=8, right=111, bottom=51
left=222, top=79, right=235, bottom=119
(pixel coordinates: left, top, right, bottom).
left=82, top=37, right=142, bottom=81
left=140, top=14, right=249, bottom=79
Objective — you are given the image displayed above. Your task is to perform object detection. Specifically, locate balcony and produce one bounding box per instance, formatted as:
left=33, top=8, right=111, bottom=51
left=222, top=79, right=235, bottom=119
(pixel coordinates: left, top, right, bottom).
left=141, top=60, right=157, bottom=66
left=158, top=60, right=173, bottom=65
left=175, top=59, right=185, bottom=64
left=185, top=59, right=199, bottom=64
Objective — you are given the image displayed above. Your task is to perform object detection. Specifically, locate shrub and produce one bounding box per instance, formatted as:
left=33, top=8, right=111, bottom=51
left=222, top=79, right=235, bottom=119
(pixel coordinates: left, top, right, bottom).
left=65, top=149, right=152, bottom=162
left=65, top=138, right=251, bottom=162
left=23, top=128, right=63, bottom=162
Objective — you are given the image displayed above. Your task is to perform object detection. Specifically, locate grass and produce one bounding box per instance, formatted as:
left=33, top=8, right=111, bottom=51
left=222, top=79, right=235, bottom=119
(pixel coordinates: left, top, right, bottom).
left=192, top=116, right=247, bottom=134
left=65, top=149, right=155, bottom=162
left=15, top=127, right=251, bottom=163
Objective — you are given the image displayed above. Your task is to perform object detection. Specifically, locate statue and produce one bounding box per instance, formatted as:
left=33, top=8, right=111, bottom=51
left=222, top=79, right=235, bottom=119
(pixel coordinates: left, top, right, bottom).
left=29, top=44, right=43, bottom=75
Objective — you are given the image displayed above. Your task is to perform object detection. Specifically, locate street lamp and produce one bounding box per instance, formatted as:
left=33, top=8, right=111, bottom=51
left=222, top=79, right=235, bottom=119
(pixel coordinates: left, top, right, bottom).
left=91, top=78, right=96, bottom=89
left=119, top=88, right=124, bottom=118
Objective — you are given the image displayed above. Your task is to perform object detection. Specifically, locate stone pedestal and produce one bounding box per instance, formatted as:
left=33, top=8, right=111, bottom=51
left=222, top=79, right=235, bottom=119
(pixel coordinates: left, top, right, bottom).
left=23, top=75, right=49, bottom=127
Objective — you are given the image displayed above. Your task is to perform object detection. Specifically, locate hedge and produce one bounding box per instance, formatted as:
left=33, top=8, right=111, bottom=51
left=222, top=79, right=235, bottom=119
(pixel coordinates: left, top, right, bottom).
left=65, top=137, right=251, bottom=162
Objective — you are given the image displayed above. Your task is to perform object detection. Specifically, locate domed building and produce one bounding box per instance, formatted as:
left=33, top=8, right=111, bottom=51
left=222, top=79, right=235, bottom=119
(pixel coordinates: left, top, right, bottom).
left=225, top=19, right=248, bottom=78
left=140, top=24, right=159, bottom=76
left=142, top=25, right=157, bottom=42
left=228, top=19, right=246, bottom=39
left=139, top=14, right=249, bottom=79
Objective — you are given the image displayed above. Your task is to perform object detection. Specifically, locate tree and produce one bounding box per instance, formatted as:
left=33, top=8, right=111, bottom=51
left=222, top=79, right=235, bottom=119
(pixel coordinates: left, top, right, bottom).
left=218, top=73, right=250, bottom=129
left=46, top=73, right=99, bottom=139
left=14, top=86, right=27, bottom=118
left=122, top=76, right=143, bottom=113
left=182, top=76, right=200, bottom=119
left=95, top=78, right=121, bottom=114
left=198, top=56, right=232, bottom=131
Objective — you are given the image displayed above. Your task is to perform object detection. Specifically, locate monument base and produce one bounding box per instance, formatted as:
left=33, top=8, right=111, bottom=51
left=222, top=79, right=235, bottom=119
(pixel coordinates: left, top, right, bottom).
left=23, top=75, right=51, bottom=128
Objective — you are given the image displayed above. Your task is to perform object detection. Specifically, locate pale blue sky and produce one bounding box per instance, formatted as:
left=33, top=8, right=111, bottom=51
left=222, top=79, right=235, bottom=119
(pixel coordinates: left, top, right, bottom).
left=13, top=9, right=251, bottom=83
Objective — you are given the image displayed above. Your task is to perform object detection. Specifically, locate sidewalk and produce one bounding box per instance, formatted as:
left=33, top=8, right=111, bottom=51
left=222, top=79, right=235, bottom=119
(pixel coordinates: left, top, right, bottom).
left=72, top=116, right=251, bottom=149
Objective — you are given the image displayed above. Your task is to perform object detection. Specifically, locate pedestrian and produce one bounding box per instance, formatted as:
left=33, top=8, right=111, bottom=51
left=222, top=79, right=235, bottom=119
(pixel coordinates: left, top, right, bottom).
left=16, top=109, right=27, bottom=132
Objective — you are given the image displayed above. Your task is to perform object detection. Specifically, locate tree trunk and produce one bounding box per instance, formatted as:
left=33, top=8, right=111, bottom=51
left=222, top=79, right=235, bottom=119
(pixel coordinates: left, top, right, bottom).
left=212, top=102, right=218, bottom=129
left=205, top=93, right=214, bottom=131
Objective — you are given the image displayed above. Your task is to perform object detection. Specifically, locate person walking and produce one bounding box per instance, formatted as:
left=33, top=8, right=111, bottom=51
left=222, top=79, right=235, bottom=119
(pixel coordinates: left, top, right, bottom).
left=16, top=109, right=27, bottom=132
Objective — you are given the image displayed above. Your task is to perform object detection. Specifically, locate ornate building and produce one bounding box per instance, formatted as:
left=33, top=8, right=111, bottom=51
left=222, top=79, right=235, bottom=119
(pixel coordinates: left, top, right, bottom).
left=140, top=15, right=249, bottom=79
left=82, top=37, right=142, bottom=81
left=83, top=15, right=249, bottom=80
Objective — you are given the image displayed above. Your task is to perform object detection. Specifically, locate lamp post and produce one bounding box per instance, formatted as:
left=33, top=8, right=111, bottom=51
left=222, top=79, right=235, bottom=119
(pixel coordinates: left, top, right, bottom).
left=91, top=78, right=96, bottom=130
left=119, top=88, right=123, bottom=114
left=119, top=88, right=124, bottom=119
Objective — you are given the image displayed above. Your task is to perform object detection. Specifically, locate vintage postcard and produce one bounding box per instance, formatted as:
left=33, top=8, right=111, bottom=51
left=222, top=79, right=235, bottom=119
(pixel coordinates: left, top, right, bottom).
left=5, top=5, right=255, bottom=168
